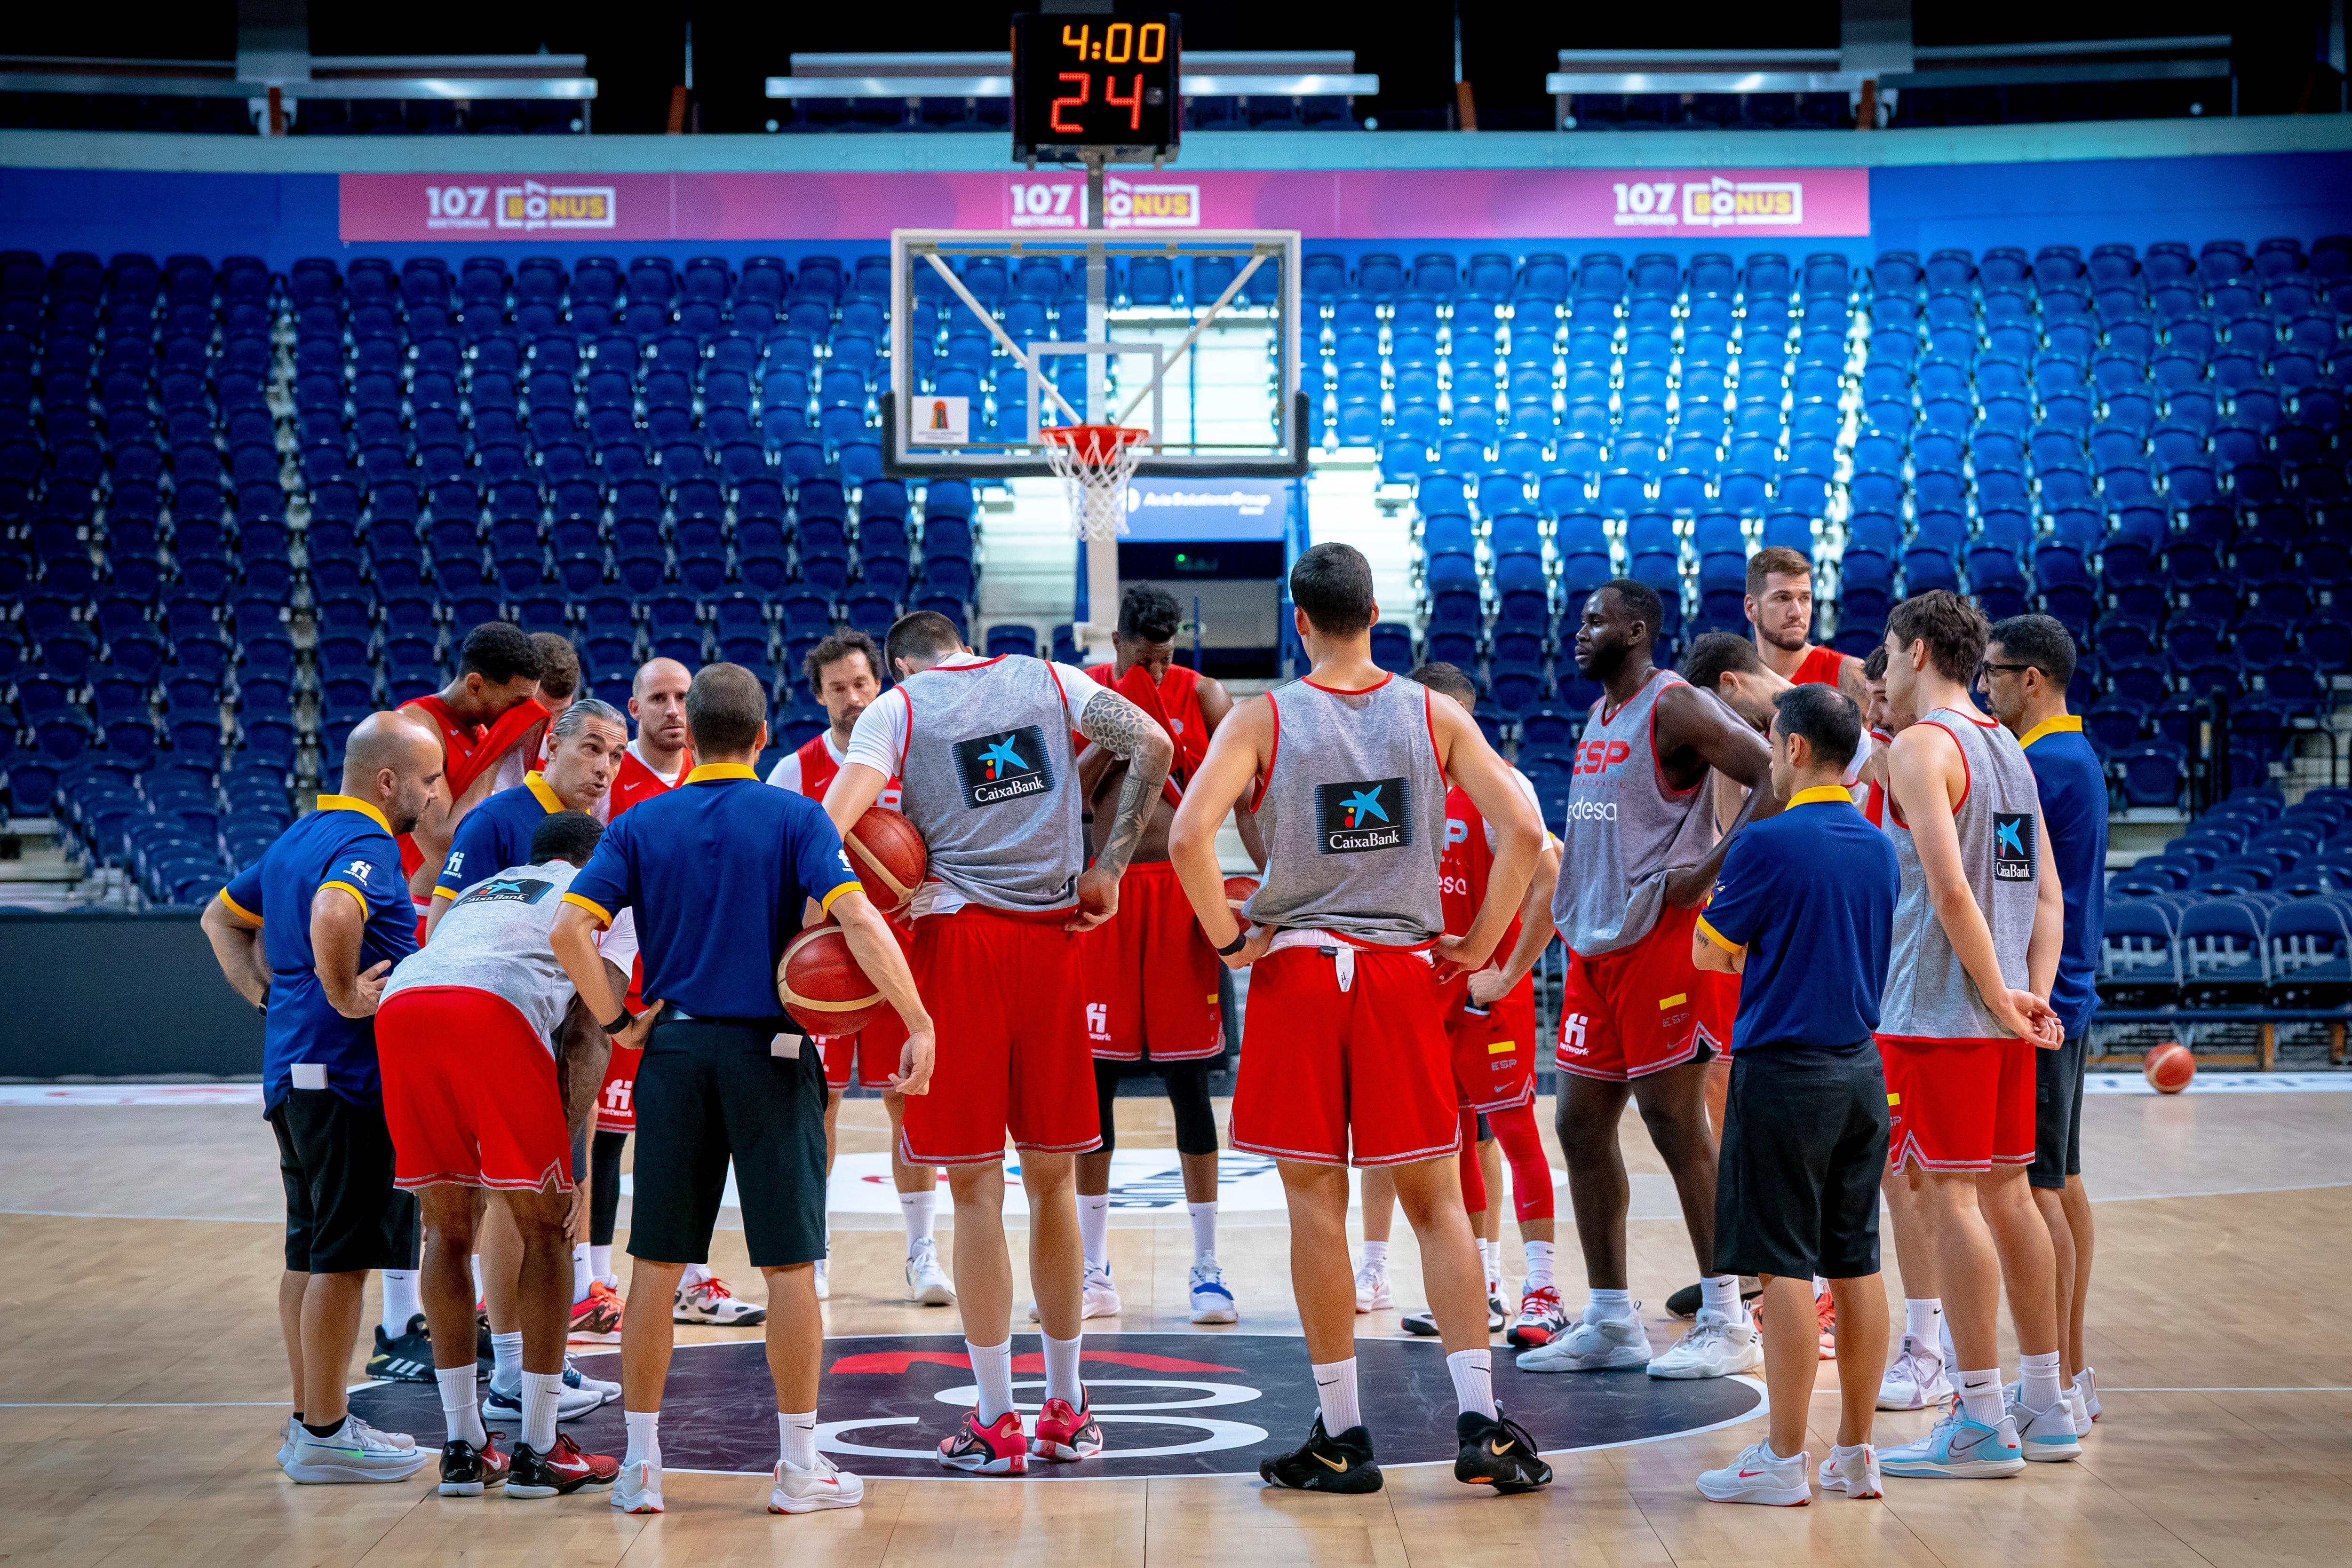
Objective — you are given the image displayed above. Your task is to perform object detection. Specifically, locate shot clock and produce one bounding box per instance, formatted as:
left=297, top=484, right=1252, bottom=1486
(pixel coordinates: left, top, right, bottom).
left=1012, top=11, right=1181, bottom=162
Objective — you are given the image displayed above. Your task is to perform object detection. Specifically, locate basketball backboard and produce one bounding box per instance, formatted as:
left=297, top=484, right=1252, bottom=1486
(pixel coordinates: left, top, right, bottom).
left=883, top=228, right=1306, bottom=481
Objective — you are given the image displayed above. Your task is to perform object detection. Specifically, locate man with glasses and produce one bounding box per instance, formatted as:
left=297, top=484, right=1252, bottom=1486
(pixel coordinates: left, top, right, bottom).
left=1977, top=616, right=2106, bottom=1443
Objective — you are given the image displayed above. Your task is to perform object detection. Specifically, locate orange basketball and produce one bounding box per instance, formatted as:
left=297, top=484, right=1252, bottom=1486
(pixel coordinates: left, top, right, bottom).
left=2144, top=1041, right=2195, bottom=1094
left=845, top=806, right=926, bottom=912
left=778, top=922, right=885, bottom=1037
left=1224, top=875, right=1262, bottom=933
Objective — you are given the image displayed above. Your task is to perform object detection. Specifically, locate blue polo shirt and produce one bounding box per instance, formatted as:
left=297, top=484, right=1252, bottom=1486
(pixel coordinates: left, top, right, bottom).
left=436, top=771, right=564, bottom=900
left=2021, top=715, right=2107, bottom=1038
left=1697, top=785, right=1901, bottom=1054
left=219, top=794, right=420, bottom=1111
left=562, top=762, right=863, bottom=1019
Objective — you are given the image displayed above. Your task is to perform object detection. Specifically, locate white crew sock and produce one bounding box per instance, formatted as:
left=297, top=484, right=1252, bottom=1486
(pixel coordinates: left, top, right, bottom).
left=1312, top=1357, right=1361, bottom=1433
left=1476, top=1239, right=1498, bottom=1294
left=1446, top=1347, right=1497, bottom=1420
left=1078, top=1193, right=1111, bottom=1276
left=681, top=1262, right=711, bottom=1288
left=589, top=1244, right=614, bottom=1285
left=1187, top=1200, right=1218, bottom=1261
left=469, top=1254, right=483, bottom=1301
left=1360, top=1238, right=1389, bottom=1273
left=572, top=1244, right=593, bottom=1305
left=437, top=1365, right=486, bottom=1448
left=1043, top=1331, right=1084, bottom=1408
left=1523, top=1240, right=1556, bottom=1292
left=489, top=1330, right=524, bottom=1393
left=1904, top=1298, right=1944, bottom=1348
left=899, top=1189, right=936, bottom=1253
left=1589, top=1287, right=1634, bottom=1321
left=1830, top=1440, right=1872, bottom=1469
left=779, top=1410, right=817, bottom=1471
left=2020, top=1349, right=2064, bottom=1412
left=1699, top=1274, right=1744, bottom=1322
left=968, top=1338, right=1016, bottom=1425
left=1958, top=1367, right=2004, bottom=1428
left=521, top=1370, right=564, bottom=1452
left=379, top=1270, right=420, bottom=1337
left=1762, top=1439, right=1801, bottom=1465
left=623, top=1409, right=661, bottom=1470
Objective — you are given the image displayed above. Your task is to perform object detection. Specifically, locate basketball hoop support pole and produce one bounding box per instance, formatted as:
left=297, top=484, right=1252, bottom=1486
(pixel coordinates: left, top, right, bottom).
left=1078, top=149, right=1118, bottom=661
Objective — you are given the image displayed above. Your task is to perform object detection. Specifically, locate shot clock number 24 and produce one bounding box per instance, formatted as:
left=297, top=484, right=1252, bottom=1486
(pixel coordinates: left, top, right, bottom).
left=1011, top=12, right=1181, bottom=159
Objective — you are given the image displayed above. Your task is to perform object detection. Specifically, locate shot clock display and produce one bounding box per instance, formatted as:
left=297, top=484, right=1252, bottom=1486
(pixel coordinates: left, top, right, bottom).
left=1011, top=12, right=1180, bottom=161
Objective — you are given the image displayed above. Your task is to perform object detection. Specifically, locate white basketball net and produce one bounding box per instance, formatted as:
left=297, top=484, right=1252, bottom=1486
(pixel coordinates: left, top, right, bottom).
left=1043, top=425, right=1146, bottom=543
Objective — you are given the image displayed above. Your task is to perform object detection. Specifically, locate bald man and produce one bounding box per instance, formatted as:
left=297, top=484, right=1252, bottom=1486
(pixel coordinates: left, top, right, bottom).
left=203, top=713, right=445, bottom=1483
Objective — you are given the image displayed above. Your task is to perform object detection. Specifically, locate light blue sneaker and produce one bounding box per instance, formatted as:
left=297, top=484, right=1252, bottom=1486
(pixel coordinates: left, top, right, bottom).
left=1878, top=1404, right=2025, bottom=1479
left=1188, top=1259, right=1238, bottom=1324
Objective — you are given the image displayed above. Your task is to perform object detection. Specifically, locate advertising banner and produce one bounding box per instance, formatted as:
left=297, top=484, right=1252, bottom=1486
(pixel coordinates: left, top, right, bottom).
left=340, top=166, right=1871, bottom=243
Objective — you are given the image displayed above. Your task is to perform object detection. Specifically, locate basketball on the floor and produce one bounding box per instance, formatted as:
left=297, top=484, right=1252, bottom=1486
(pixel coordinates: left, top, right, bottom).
left=2145, top=1041, right=2196, bottom=1094
left=1225, top=875, right=1262, bottom=932
left=779, top=922, right=885, bottom=1036
left=845, top=806, right=926, bottom=912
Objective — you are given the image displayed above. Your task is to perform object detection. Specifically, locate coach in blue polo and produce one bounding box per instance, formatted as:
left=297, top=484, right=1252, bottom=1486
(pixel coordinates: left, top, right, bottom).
left=548, top=662, right=935, bottom=1516
left=1688, top=683, right=1901, bottom=1506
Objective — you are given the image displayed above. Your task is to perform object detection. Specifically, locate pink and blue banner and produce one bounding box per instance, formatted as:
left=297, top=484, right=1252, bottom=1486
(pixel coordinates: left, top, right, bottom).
left=338, top=166, right=1874, bottom=244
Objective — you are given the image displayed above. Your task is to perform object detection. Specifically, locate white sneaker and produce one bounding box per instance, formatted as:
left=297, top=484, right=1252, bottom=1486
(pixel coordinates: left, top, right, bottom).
left=1516, top=1301, right=1651, bottom=1371
left=275, top=1414, right=300, bottom=1469
left=1353, top=1263, right=1393, bottom=1313
left=284, top=1415, right=429, bottom=1484
left=905, top=1239, right=954, bottom=1305
left=1081, top=1266, right=1122, bottom=1319
left=1695, top=1440, right=1810, bottom=1505
left=1649, top=1307, right=1762, bottom=1379
left=769, top=1451, right=864, bottom=1513
left=675, top=1272, right=768, bottom=1325
left=1188, top=1259, right=1238, bottom=1324
left=2005, top=1390, right=2083, bottom=1462
left=1819, top=1443, right=1884, bottom=1498
left=2074, top=1366, right=2101, bottom=1423
left=1877, top=1335, right=1955, bottom=1410
left=483, top=1374, right=606, bottom=1424
left=2068, top=1386, right=2092, bottom=1437
left=814, top=1259, right=831, bottom=1301
left=611, top=1457, right=663, bottom=1513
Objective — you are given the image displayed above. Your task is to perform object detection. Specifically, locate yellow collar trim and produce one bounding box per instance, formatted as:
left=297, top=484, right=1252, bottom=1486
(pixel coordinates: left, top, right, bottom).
left=686, top=762, right=760, bottom=784
left=2018, top=715, right=2083, bottom=749
left=524, top=771, right=563, bottom=812
left=315, top=793, right=391, bottom=833
left=1788, top=784, right=1857, bottom=808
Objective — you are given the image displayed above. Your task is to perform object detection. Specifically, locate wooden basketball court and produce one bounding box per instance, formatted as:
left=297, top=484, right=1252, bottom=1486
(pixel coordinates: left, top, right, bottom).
left=6, top=1079, right=2349, bottom=1566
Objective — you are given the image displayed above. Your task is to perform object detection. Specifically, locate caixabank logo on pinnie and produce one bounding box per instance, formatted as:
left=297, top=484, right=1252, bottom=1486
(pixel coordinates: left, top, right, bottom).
left=1314, top=777, right=1412, bottom=854
left=954, top=726, right=1056, bottom=808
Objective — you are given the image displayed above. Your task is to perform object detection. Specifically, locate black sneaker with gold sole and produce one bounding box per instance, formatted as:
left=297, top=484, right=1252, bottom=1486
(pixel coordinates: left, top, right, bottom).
left=1260, top=1414, right=1383, bottom=1493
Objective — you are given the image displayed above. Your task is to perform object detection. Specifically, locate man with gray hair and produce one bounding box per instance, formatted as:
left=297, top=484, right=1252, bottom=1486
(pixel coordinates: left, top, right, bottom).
left=424, top=698, right=630, bottom=939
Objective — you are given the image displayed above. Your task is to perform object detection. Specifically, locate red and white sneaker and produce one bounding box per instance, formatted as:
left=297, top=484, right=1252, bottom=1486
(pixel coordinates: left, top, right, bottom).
left=1508, top=1286, right=1568, bottom=1349
left=937, top=1409, right=1028, bottom=1475
left=569, top=1280, right=624, bottom=1343
left=675, top=1272, right=766, bottom=1326
left=507, top=1432, right=620, bottom=1498
left=1029, top=1394, right=1105, bottom=1462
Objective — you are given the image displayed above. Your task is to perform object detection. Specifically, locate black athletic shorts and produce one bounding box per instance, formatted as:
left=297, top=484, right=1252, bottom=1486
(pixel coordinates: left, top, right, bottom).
left=271, top=1088, right=418, bottom=1275
left=629, top=1015, right=827, bottom=1269
left=1713, top=1045, right=1889, bottom=1282
left=2030, top=1030, right=2089, bottom=1190
left=1091, top=1057, right=1221, bottom=1158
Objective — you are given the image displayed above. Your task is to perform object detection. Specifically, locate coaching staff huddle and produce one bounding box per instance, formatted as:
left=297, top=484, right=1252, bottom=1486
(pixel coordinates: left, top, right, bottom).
left=549, top=663, right=935, bottom=1517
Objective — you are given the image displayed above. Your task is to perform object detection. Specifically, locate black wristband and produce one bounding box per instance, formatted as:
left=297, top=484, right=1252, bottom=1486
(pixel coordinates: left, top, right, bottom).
left=601, top=1008, right=634, bottom=1036
left=1216, top=930, right=1249, bottom=957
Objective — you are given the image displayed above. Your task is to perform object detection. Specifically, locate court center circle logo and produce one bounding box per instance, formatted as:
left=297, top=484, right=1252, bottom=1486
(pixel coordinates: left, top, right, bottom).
left=352, top=1332, right=1763, bottom=1480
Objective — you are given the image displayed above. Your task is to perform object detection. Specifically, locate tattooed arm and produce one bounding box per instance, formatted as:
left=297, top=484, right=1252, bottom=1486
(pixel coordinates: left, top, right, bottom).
left=1066, top=685, right=1175, bottom=931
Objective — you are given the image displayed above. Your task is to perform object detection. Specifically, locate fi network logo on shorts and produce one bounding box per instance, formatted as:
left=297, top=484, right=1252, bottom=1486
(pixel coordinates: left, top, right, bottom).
left=1313, top=777, right=1412, bottom=855
left=495, top=180, right=616, bottom=232
left=953, top=725, right=1056, bottom=808
left=1992, top=812, right=2038, bottom=882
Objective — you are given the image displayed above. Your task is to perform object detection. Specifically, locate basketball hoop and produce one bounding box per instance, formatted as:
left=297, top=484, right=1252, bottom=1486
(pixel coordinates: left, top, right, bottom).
left=1042, top=423, right=1147, bottom=543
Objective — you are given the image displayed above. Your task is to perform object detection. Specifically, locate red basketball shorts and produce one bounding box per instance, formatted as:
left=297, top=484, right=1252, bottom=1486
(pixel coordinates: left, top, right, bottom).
left=1082, top=860, right=1223, bottom=1062
left=1879, top=1035, right=2038, bottom=1174
left=1554, top=902, right=1731, bottom=1082
left=379, top=986, right=573, bottom=1192
left=899, top=903, right=1098, bottom=1165
left=818, top=920, right=917, bottom=1092
left=1231, top=942, right=1460, bottom=1168
left=1442, top=971, right=1540, bottom=1113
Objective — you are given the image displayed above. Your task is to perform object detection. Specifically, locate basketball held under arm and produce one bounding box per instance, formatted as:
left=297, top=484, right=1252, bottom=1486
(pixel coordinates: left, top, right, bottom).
left=1170, top=697, right=1273, bottom=962
left=819, top=761, right=891, bottom=840
left=828, top=888, right=936, bottom=1095
left=1432, top=697, right=1543, bottom=974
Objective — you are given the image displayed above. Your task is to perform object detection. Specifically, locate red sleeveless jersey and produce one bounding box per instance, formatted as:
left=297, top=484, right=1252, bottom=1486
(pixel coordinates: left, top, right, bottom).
left=395, top=692, right=549, bottom=877
left=787, top=732, right=902, bottom=811
left=609, top=743, right=692, bottom=818
left=1791, top=644, right=1852, bottom=689
left=1083, top=661, right=1208, bottom=800
left=1439, top=783, right=1525, bottom=954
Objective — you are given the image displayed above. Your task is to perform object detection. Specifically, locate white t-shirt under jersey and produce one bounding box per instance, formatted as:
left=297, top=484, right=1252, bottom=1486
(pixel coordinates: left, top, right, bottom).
left=763, top=729, right=843, bottom=795
left=842, top=651, right=1102, bottom=918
